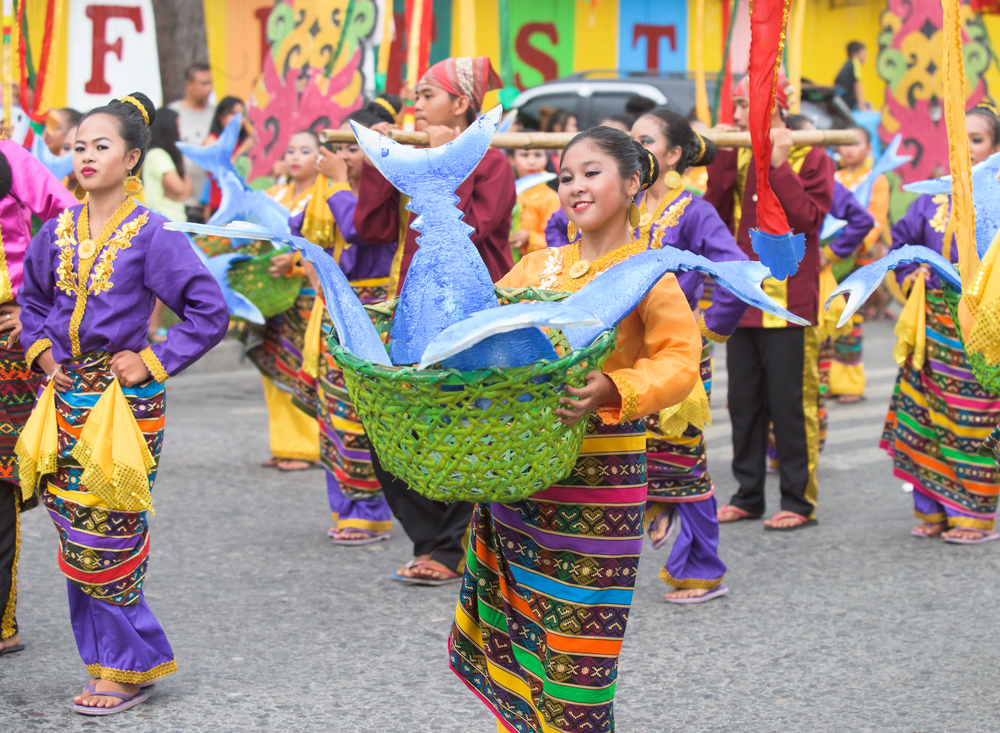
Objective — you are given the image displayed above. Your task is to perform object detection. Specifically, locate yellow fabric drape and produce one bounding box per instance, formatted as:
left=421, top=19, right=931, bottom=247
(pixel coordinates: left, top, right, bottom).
left=692, top=0, right=711, bottom=125
left=818, top=265, right=854, bottom=341
left=298, top=179, right=340, bottom=253
left=301, top=296, right=325, bottom=379
left=893, top=271, right=926, bottom=371
left=14, top=380, right=59, bottom=502
left=70, top=381, right=156, bottom=513
left=964, top=228, right=1000, bottom=365
left=788, top=0, right=807, bottom=114
left=657, top=376, right=712, bottom=439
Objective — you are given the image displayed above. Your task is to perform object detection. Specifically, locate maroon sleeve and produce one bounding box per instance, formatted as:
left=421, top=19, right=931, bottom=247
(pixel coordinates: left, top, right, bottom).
left=454, top=148, right=516, bottom=278
left=769, top=148, right=834, bottom=238
left=353, top=159, right=401, bottom=245
left=704, top=148, right=739, bottom=235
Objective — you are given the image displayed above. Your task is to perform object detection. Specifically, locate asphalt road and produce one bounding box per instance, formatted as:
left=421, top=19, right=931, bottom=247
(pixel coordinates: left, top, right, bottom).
left=1, top=319, right=998, bottom=732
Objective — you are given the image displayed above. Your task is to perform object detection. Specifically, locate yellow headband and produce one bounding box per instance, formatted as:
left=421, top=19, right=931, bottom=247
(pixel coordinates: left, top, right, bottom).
left=372, top=97, right=396, bottom=117
left=119, top=96, right=149, bottom=127
left=641, top=152, right=655, bottom=191
left=694, top=134, right=707, bottom=165
left=976, top=100, right=999, bottom=117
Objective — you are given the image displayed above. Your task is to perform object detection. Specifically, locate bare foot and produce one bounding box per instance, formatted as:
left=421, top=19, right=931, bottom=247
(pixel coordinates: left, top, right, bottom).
left=913, top=522, right=946, bottom=537
left=717, top=504, right=760, bottom=523
left=276, top=459, right=312, bottom=471
left=396, top=554, right=432, bottom=578
left=941, top=528, right=986, bottom=541
left=74, top=679, right=140, bottom=708
left=0, top=632, right=19, bottom=651
left=664, top=588, right=709, bottom=601
left=763, top=511, right=813, bottom=529
left=262, top=457, right=281, bottom=468
left=332, top=529, right=375, bottom=541
left=649, top=511, right=672, bottom=544
left=411, top=559, right=460, bottom=582
left=838, top=394, right=863, bottom=404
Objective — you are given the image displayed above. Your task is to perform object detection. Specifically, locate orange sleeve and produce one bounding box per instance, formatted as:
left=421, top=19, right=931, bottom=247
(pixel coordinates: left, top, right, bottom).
left=496, top=248, right=549, bottom=287
left=598, top=273, right=702, bottom=424
left=862, top=174, right=890, bottom=253
left=519, top=187, right=561, bottom=254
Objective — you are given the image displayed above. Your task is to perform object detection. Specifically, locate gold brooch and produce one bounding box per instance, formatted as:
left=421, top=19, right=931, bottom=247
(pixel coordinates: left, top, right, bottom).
left=567, top=259, right=591, bottom=279
left=78, top=239, right=97, bottom=260
left=638, top=213, right=653, bottom=227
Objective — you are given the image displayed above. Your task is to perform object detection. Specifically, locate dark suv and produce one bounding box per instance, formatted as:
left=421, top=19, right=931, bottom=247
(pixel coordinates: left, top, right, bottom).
left=511, top=70, right=854, bottom=130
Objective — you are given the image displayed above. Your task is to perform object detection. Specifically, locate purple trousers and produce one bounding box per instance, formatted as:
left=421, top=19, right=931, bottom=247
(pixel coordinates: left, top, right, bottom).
left=650, top=495, right=727, bottom=589
left=326, top=472, right=393, bottom=534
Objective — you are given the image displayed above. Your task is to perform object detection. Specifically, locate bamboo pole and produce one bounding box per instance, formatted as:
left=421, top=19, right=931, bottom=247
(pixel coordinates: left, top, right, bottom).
left=319, top=128, right=859, bottom=149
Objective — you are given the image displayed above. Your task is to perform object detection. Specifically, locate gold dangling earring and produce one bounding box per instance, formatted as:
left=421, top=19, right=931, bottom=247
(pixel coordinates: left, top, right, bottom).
left=123, top=175, right=143, bottom=197
left=628, top=197, right=640, bottom=229
left=663, top=170, right=683, bottom=190
left=567, top=220, right=577, bottom=242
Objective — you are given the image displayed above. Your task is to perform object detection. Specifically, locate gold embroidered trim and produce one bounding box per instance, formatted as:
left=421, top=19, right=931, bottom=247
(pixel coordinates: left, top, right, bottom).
left=914, top=510, right=947, bottom=524
left=660, top=567, right=725, bottom=590
left=86, top=659, right=178, bottom=685
left=599, top=372, right=638, bottom=425
left=25, top=338, right=52, bottom=369
left=0, top=491, right=19, bottom=639
left=637, top=187, right=686, bottom=248
left=698, top=316, right=729, bottom=343
left=54, top=210, right=76, bottom=296
left=556, top=240, right=646, bottom=293
left=139, top=347, right=169, bottom=383
left=63, top=199, right=144, bottom=357
left=929, top=193, right=950, bottom=234
left=538, top=248, right=563, bottom=290
left=0, top=218, right=11, bottom=307
left=948, top=515, right=996, bottom=531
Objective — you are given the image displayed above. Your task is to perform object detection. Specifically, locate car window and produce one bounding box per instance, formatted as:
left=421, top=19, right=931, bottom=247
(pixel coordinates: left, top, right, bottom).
left=516, top=94, right=582, bottom=129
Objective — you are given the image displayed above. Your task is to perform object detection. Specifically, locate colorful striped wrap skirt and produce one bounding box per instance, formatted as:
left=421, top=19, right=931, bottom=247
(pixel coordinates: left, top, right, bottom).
left=450, top=416, right=646, bottom=733
left=881, top=291, right=1000, bottom=530
left=39, top=352, right=176, bottom=682
left=0, top=331, right=43, bottom=486
left=248, top=287, right=316, bottom=400
left=319, top=280, right=392, bottom=533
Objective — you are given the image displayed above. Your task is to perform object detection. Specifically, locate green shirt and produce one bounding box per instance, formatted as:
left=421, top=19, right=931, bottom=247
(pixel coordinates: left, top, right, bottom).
left=142, top=148, right=187, bottom=222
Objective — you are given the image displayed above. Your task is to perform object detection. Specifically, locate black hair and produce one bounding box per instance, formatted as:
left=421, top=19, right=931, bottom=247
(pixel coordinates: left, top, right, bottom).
left=600, top=113, right=636, bottom=131
left=367, top=94, right=402, bottom=125
left=343, top=108, right=380, bottom=127
left=149, top=106, right=184, bottom=177
left=548, top=109, right=577, bottom=133
left=59, top=107, right=83, bottom=128
left=209, top=96, right=246, bottom=138
left=847, top=41, right=865, bottom=58
left=968, top=103, right=1000, bottom=147
left=625, top=95, right=656, bottom=117
left=185, top=62, right=211, bottom=81
left=848, top=125, right=871, bottom=145
left=79, top=91, right=156, bottom=176
left=560, top=125, right=659, bottom=193
left=641, top=107, right=716, bottom=174
left=784, top=114, right=813, bottom=131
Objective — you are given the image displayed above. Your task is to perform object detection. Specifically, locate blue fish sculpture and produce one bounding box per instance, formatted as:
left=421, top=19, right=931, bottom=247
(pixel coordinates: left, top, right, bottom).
left=902, top=150, right=1000, bottom=259
left=820, top=133, right=911, bottom=241
left=183, top=234, right=265, bottom=324
left=824, top=244, right=962, bottom=328
left=176, top=113, right=242, bottom=181
left=350, top=107, right=503, bottom=365
left=749, top=229, right=805, bottom=282
left=418, top=248, right=810, bottom=370
left=30, top=135, right=74, bottom=180
left=165, top=221, right=391, bottom=366
left=515, top=171, right=557, bottom=196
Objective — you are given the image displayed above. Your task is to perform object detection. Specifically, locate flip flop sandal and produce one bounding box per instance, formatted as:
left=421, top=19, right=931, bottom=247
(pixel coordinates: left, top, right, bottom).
left=332, top=531, right=391, bottom=546
left=942, top=530, right=1000, bottom=545
left=407, top=560, right=463, bottom=587
left=390, top=559, right=426, bottom=584
left=717, top=505, right=762, bottom=523
left=276, top=460, right=317, bottom=472
left=647, top=507, right=677, bottom=551
left=81, top=680, right=153, bottom=697
left=763, top=511, right=817, bottom=531
left=663, top=585, right=730, bottom=605
left=0, top=643, right=24, bottom=657
left=911, top=524, right=946, bottom=538
left=73, top=689, right=148, bottom=716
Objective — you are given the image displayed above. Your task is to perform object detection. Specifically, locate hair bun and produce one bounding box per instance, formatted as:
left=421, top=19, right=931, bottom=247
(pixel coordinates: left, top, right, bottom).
left=632, top=138, right=659, bottom=191
left=119, top=92, right=156, bottom=128
left=976, top=100, right=999, bottom=117
left=368, top=94, right=402, bottom=125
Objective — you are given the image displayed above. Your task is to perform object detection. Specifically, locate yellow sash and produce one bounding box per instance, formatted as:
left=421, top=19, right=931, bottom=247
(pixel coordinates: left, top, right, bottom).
left=893, top=271, right=926, bottom=371
left=657, top=376, right=712, bottom=439
left=301, top=296, right=326, bottom=379
left=818, top=265, right=854, bottom=341
left=14, top=380, right=59, bottom=502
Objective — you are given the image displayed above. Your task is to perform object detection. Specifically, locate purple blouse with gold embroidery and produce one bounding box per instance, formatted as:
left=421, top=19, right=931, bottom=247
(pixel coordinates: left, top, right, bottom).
left=20, top=200, right=229, bottom=380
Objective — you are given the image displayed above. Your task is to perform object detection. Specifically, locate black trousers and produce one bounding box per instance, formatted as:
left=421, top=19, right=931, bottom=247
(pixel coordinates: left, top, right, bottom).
left=0, top=480, right=19, bottom=640
left=371, top=451, right=473, bottom=573
left=726, top=326, right=820, bottom=519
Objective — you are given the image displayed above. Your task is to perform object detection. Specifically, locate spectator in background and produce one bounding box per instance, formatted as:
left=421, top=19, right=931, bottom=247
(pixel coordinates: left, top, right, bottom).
left=626, top=94, right=657, bottom=118
left=202, top=97, right=254, bottom=220
left=168, top=62, right=216, bottom=222
left=547, top=109, right=578, bottom=133
left=599, top=113, right=635, bottom=132
left=507, top=136, right=560, bottom=260
left=835, top=41, right=869, bottom=111
left=43, top=108, right=81, bottom=156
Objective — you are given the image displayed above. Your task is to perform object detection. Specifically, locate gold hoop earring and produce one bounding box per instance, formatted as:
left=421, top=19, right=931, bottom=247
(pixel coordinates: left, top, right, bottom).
left=567, top=221, right=577, bottom=242
left=123, top=175, right=143, bottom=197
left=628, top=198, right=641, bottom=229
left=663, top=170, right=683, bottom=190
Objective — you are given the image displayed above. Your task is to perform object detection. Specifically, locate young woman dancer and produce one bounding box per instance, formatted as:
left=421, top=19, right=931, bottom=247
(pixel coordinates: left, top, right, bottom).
left=883, top=104, right=1000, bottom=544
left=450, top=126, right=702, bottom=733
left=251, top=130, right=334, bottom=471
left=18, top=93, right=229, bottom=714
left=630, top=108, right=749, bottom=603
left=0, top=141, right=77, bottom=659
left=306, top=97, right=400, bottom=544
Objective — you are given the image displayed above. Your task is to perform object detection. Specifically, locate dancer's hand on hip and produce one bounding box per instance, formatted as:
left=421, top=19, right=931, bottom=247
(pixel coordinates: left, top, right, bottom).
left=109, top=351, right=152, bottom=388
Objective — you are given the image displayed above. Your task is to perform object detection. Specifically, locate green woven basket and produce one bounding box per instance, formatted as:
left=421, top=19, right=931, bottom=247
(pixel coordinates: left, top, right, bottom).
left=942, top=284, right=1000, bottom=396
left=227, top=248, right=302, bottom=319
left=330, top=287, right=617, bottom=503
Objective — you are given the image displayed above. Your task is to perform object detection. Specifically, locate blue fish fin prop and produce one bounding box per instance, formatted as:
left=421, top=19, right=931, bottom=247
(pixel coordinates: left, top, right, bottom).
left=176, top=113, right=242, bottom=178
left=515, top=172, right=557, bottom=196
left=351, top=107, right=504, bottom=365
left=417, top=302, right=602, bottom=369
left=208, top=170, right=291, bottom=233
left=183, top=234, right=265, bottom=324
left=820, top=216, right=847, bottom=241
left=749, top=229, right=805, bottom=282
left=30, top=135, right=75, bottom=180
left=854, top=134, right=910, bottom=210
left=497, top=109, right=518, bottom=133
left=825, top=244, right=962, bottom=328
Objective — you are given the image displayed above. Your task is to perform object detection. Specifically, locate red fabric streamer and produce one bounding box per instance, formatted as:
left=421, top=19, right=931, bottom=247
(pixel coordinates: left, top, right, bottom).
left=16, top=0, right=58, bottom=128
left=404, top=0, right=433, bottom=83
left=747, top=0, right=792, bottom=236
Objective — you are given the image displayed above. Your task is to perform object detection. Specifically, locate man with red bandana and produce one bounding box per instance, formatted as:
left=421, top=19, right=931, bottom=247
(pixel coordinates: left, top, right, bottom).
left=354, top=57, right=516, bottom=585
left=704, top=74, right=834, bottom=531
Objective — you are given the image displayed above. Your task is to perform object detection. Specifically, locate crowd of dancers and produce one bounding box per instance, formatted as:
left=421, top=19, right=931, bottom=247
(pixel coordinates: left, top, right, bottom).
left=0, top=52, right=997, bottom=733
